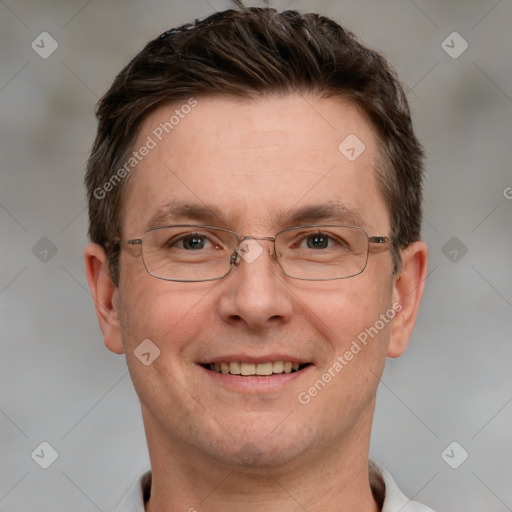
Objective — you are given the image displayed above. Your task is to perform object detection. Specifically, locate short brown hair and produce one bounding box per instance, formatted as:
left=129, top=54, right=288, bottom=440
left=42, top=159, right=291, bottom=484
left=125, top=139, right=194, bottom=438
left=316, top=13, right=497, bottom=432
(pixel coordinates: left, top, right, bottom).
left=85, top=7, right=424, bottom=285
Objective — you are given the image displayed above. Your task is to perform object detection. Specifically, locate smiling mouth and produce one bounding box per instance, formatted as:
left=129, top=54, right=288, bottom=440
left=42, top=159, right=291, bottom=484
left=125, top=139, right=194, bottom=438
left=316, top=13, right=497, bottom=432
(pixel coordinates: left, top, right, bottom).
left=202, top=361, right=312, bottom=376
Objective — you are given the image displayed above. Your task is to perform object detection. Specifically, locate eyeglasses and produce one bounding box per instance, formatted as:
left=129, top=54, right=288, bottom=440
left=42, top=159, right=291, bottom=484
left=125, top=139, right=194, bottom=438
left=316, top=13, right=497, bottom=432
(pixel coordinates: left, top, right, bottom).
left=118, top=224, right=391, bottom=282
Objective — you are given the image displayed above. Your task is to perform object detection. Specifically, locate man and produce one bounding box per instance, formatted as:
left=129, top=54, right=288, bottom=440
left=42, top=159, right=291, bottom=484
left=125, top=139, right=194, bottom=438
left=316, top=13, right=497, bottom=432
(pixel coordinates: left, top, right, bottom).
left=84, top=6, right=432, bottom=511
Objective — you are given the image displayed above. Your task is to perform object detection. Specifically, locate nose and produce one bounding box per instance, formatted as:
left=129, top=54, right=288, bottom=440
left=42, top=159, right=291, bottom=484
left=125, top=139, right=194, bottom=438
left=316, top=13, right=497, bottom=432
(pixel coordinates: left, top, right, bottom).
left=217, top=238, right=293, bottom=332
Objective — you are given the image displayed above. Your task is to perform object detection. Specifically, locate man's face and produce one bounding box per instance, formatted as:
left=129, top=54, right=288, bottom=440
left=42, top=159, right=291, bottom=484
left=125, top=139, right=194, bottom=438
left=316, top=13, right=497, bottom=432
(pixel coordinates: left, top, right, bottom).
left=110, top=94, right=399, bottom=469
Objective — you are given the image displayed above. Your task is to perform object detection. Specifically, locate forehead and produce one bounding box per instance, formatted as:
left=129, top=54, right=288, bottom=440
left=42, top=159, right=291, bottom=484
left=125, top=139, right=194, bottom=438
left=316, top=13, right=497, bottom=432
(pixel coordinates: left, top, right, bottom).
left=121, top=94, right=388, bottom=235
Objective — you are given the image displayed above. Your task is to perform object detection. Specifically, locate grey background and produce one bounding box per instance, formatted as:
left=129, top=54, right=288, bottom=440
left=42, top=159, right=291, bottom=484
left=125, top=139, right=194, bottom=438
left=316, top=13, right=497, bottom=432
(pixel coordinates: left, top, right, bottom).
left=1, top=0, right=511, bottom=510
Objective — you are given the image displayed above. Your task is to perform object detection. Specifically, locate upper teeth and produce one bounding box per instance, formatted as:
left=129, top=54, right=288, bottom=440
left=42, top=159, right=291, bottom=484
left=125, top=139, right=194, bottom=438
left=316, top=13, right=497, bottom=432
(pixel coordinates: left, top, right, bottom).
left=209, top=361, right=301, bottom=376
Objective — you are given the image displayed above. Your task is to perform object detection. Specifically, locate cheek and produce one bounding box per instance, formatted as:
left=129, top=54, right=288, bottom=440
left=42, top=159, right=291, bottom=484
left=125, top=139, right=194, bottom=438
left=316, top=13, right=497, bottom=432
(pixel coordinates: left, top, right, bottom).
left=303, top=275, right=393, bottom=346
left=117, top=280, right=213, bottom=407
left=290, top=278, right=394, bottom=402
left=293, top=281, right=393, bottom=442
left=117, top=265, right=211, bottom=358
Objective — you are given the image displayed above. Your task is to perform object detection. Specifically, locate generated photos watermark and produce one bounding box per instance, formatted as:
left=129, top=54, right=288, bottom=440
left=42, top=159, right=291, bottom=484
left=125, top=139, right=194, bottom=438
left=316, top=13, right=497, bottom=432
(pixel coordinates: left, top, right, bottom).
left=93, top=97, right=198, bottom=200
left=298, top=301, right=402, bottom=405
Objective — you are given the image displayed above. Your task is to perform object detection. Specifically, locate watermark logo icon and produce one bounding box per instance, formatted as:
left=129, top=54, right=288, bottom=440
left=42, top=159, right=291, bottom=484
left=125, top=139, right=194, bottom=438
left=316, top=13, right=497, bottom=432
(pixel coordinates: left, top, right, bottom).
left=31, top=32, right=59, bottom=59
left=441, top=441, right=468, bottom=469
left=338, top=134, right=366, bottom=162
left=442, top=236, right=468, bottom=263
left=237, top=442, right=263, bottom=466
left=32, top=237, right=58, bottom=263
left=134, top=339, right=161, bottom=366
left=31, top=441, right=59, bottom=469
left=237, top=239, right=263, bottom=264
left=441, top=32, right=468, bottom=59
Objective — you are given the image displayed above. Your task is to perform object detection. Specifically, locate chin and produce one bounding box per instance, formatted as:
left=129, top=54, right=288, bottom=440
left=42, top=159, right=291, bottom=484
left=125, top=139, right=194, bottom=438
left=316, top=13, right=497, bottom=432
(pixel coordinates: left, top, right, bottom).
left=205, top=417, right=316, bottom=472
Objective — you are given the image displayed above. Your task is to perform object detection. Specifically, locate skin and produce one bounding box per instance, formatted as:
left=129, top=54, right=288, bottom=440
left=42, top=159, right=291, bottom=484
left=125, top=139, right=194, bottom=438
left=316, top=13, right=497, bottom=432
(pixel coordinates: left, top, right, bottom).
left=85, top=94, right=428, bottom=512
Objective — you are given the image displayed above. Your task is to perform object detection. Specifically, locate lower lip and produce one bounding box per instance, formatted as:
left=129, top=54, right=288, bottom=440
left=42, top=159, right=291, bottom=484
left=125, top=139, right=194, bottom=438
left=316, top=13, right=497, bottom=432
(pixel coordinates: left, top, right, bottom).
left=200, top=365, right=313, bottom=393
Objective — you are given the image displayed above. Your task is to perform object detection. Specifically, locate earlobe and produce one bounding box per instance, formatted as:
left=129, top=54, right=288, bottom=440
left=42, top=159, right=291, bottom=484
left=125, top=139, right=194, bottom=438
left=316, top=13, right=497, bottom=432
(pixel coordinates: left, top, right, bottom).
left=84, top=243, right=124, bottom=354
left=387, top=241, right=428, bottom=358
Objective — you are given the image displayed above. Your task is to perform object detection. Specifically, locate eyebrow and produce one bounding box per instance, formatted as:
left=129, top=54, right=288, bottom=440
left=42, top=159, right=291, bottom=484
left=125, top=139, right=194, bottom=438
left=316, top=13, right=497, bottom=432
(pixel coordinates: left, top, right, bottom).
left=276, top=202, right=367, bottom=229
left=143, top=200, right=368, bottom=232
left=143, top=200, right=224, bottom=231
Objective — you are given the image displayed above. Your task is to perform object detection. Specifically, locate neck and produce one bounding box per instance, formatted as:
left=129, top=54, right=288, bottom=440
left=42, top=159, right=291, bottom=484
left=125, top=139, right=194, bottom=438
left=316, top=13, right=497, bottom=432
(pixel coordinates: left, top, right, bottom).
left=144, top=407, right=379, bottom=512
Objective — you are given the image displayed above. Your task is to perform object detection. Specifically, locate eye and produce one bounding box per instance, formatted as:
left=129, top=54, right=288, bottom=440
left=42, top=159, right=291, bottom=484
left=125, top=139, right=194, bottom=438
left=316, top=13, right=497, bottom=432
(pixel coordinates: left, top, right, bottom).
left=182, top=234, right=209, bottom=250
left=168, top=233, right=215, bottom=250
left=302, top=232, right=335, bottom=250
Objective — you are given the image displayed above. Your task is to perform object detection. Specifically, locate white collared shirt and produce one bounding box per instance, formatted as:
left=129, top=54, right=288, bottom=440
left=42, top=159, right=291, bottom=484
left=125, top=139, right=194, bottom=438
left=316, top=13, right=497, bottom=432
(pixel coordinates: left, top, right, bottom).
left=111, top=461, right=436, bottom=512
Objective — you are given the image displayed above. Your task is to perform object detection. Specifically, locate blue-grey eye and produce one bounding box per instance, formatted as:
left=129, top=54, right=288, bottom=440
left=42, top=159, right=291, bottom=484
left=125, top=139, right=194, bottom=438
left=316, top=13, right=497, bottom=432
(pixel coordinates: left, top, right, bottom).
left=181, top=234, right=207, bottom=250
left=306, top=233, right=330, bottom=249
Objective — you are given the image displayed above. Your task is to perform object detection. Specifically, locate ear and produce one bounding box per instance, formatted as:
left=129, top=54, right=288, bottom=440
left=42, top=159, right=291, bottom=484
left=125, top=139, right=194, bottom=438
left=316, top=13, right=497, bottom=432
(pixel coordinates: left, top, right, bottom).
left=84, top=243, right=124, bottom=354
left=387, top=241, right=428, bottom=358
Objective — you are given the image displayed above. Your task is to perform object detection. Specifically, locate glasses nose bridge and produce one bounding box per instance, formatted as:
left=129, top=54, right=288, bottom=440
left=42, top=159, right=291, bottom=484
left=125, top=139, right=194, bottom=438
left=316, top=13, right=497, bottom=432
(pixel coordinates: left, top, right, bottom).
left=237, top=235, right=277, bottom=254
left=230, top=234, right=277, bottom=267
left=239, top=235, right=276, bottom=243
